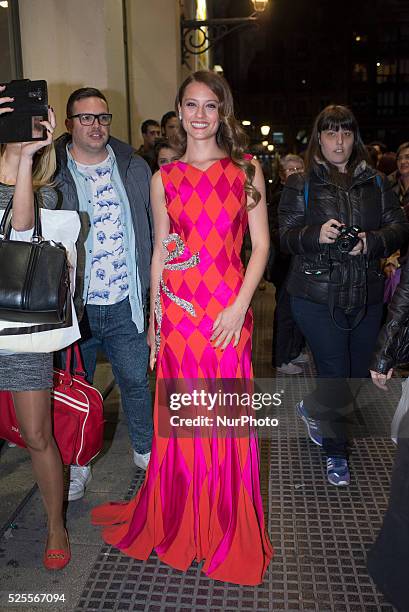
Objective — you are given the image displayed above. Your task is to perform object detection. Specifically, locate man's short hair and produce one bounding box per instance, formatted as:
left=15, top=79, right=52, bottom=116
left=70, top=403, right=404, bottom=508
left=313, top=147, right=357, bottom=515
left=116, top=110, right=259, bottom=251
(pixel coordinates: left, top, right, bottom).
left=141, top=119, right=160, bottom=134
left=66, top=87, right=108, bottom=118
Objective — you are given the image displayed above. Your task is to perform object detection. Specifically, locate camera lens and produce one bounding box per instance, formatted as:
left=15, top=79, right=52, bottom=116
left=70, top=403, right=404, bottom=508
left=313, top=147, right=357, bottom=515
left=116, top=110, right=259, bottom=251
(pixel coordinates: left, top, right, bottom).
left=338, top=240, right=350, bottom=252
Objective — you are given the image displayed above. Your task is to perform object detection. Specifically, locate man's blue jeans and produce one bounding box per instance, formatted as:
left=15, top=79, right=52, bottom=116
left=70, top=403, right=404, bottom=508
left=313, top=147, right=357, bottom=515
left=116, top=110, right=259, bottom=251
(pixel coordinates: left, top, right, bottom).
left=79, top=297, right=152, bottom=455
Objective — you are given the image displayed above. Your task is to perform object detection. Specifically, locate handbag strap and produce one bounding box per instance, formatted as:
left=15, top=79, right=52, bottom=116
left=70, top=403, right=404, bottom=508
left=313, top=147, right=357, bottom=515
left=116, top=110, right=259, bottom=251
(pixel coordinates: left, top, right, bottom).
left=0, top=192, right=43, bottom=242
left=65, top=343, right=86, bottom=379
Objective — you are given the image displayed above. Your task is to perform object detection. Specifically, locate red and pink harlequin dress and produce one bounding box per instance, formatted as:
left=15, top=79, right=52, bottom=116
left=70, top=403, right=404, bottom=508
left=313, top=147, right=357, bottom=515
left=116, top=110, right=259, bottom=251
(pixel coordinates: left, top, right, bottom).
left=92, top=157, right=273, bottom=585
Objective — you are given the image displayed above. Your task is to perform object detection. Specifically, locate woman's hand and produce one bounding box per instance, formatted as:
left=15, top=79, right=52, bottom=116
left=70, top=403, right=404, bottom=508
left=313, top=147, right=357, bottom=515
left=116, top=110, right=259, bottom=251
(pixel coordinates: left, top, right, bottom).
left=147, top=319, right=156, bottom=371
left=20, top=107, right=56, bottom=158
left=349, top=232, right=367, bottom=256
left=384, top=262, right=398, bottom=278
left=370, top=368, right=393, bottom=391
left=211, top=301, right=247, bottom=350
left=319, top=219, right=341, bottom=244
left=0, top=85, right=14, bottom=115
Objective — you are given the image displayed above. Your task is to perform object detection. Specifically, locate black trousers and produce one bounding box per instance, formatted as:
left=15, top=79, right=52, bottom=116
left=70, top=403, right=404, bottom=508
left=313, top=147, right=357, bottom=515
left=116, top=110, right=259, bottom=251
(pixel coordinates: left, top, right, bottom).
left=367, top=409, right=409, bottom=612
left=272, top=284, right=304, bottom=367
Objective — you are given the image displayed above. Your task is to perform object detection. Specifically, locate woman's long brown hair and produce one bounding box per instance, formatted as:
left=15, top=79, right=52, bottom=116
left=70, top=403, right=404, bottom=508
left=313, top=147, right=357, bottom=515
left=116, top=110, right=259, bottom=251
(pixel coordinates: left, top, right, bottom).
left=175, top=70, right=260, bottom=208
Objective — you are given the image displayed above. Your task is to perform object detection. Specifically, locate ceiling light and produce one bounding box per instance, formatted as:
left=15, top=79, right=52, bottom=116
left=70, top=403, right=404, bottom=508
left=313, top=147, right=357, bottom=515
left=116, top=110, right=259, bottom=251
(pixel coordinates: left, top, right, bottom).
left=260, top=125, right=270, bottom=136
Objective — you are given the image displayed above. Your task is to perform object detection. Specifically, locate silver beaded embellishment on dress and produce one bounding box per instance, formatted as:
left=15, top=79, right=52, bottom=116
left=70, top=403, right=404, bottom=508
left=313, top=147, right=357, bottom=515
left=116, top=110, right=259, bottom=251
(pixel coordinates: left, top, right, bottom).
left=154, top=233, right=200, bottom=356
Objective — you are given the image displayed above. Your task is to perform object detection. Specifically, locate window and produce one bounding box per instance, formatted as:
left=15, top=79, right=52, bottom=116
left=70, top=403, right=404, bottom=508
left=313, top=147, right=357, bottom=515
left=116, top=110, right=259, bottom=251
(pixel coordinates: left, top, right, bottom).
left=376, top=61, right=397, bottom=84
left=272, top=132, right=284, bottom=144
left=377, top=91, right=395, bottom=115
left=398, top=90, right=409, bottom=114
left=352, top=63, right=368, bottom=82
left=399, top=59, right=409, bottom=84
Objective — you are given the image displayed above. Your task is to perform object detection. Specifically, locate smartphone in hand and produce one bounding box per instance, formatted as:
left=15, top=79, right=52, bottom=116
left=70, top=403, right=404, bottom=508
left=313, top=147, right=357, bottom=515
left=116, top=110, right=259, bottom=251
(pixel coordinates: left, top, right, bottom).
left=0, top=79, right=48, bottom=143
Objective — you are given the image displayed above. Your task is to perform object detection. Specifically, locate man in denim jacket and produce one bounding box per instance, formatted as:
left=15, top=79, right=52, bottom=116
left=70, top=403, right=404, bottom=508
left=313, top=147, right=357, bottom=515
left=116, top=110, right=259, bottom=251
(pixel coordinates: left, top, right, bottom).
left=54, top=87, right=153, bottom=501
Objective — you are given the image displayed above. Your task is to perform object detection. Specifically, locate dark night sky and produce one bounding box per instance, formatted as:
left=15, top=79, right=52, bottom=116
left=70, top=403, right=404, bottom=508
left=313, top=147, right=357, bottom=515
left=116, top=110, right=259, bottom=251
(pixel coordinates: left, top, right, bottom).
left=208, top=0, right=409, bottom=150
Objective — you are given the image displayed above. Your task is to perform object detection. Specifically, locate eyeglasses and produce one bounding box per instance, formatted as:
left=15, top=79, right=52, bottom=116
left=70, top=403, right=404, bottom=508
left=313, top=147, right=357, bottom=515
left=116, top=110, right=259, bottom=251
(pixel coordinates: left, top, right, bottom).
left=397, top=153, right=409, bottom=162
left=68, top=113, right=112, bottom=126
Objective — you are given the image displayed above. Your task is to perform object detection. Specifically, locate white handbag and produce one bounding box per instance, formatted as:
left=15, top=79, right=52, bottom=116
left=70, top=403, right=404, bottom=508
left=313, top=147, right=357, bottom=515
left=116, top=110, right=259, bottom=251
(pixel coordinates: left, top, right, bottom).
left=0, top=209, right=81, bottom=353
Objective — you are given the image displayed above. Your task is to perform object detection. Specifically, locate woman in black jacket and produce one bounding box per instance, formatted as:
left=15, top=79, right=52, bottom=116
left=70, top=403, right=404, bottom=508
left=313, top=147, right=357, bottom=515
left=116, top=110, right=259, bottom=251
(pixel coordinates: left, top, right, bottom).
left=279, top=105, right=408, bottom=486
left=367, top=258, right=409, bottom=612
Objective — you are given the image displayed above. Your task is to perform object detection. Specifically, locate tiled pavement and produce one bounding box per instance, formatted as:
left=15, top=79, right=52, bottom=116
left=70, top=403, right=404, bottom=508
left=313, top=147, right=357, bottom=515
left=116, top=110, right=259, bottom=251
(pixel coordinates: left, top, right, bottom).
left=0, top=283, right=401, bottom=611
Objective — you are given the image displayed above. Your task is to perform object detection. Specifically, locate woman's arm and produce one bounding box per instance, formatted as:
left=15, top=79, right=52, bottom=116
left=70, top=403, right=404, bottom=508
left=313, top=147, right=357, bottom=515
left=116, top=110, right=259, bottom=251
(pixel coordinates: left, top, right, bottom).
left=147, top=170, right=170, bottom=369
left=12, top=109, right=55, bottom=230
left=370, top=254, right=409, bottom=386
left=278, top=173, right=341, bottom=255
left=211, top=159, right=269, bottom=349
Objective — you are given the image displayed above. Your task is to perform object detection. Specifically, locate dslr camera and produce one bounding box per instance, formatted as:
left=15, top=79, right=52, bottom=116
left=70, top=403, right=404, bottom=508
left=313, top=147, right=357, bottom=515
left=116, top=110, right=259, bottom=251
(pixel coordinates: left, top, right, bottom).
left=332, top=224, right=362, bottom=253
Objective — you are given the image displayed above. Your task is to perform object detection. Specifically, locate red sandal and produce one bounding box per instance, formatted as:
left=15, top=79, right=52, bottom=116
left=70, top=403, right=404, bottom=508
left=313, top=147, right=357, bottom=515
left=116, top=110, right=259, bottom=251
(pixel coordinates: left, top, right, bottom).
left=43, top=529, right=71, bottom=570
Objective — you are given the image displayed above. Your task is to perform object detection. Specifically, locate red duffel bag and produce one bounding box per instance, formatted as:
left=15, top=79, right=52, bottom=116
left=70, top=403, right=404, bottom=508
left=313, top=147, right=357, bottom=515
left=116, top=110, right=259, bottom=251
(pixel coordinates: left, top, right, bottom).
left=0, top=344, right=104, bottom=466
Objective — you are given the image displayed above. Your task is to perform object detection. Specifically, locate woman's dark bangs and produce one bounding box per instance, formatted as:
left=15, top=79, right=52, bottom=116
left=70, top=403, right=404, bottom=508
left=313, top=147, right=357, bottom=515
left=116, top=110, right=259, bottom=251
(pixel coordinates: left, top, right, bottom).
left=319, top=112, right=356, bottom=133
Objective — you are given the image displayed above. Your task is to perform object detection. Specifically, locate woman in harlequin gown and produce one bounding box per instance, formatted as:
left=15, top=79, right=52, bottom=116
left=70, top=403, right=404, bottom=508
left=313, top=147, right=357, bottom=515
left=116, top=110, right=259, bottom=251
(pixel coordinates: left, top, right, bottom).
left=92, top=70, right=273, bottom=585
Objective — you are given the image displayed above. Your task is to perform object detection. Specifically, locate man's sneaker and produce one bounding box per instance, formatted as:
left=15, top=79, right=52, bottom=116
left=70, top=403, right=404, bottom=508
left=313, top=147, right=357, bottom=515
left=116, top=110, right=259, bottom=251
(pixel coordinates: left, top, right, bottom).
left=296, top=400, right=323, bottom=446
left=326, top=457, right=350, bottom=486
left=68, top=465, right=92, bottom=501
left=133, top=451, right=150, bottom=471
left=276, top=362, right=302, bottom=375
left=292, top=352, right=309, bottom=364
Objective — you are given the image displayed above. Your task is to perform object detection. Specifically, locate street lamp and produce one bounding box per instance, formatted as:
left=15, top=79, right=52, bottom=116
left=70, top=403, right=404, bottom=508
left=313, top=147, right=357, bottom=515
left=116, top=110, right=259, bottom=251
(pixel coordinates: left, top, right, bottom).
left=251, top=0, right=269, bottom=12
left=260, top=125, right=270, bottom=136
left=181, top=0, right=270, bottom=67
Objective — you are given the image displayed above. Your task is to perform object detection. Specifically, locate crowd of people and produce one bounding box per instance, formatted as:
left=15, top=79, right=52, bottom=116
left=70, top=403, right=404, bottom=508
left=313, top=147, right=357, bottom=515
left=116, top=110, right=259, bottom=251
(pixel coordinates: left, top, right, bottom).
left=1, top=71, right=409, bottom=607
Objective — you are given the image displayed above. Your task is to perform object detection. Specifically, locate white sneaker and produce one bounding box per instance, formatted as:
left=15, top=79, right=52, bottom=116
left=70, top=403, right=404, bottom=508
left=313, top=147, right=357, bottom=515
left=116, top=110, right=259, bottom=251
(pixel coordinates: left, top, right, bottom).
left=292, top=352, right=309, bottom=364
left=276, top=362, right=302, bottom=375
left=133, top=451, right=150, bottom=470
left=68, top=465, right=92, bottom=501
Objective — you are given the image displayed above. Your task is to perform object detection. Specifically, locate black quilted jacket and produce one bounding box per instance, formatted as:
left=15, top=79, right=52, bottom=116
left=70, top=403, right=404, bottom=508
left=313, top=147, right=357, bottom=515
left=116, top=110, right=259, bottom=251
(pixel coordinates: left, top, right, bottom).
left=279, top=161, right=409, bottom=312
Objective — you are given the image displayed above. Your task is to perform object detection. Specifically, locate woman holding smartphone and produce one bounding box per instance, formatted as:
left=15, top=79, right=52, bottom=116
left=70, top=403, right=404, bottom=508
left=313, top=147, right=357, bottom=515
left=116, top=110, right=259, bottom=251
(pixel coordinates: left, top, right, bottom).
left=0, top=86, right=70, bottom=570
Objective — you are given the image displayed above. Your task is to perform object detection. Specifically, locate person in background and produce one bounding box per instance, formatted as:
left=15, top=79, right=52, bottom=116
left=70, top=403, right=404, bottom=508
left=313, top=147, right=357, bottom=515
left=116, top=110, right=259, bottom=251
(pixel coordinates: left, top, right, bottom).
left=160, top=110, right=179, bottom=142
left=377, top=151, right=397, bottom=177
left=153, top=137, right=179, bottom=170
left=383, top=142, right=409, bottom=280
left=279, top=105, right=408, bottom=486
left=54, top=87, right=153, bottom=502
left=268, top=154, right=307, bottom=374
left=366, top=145, right=379, bottom=170
left=0, top=93, right=70, bottom=569
left=390, top=141, right=409, bottom=216
left=368, top=253, right=409, bottom=612
left=137, top=119, right=161, bottom=171
left=368, top=141, right=387, bottom=168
